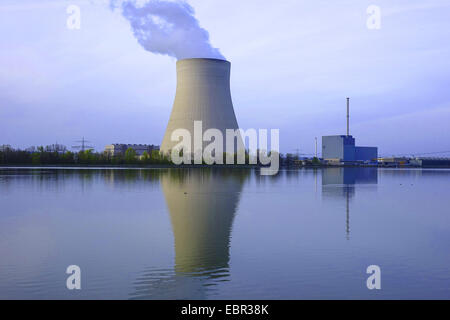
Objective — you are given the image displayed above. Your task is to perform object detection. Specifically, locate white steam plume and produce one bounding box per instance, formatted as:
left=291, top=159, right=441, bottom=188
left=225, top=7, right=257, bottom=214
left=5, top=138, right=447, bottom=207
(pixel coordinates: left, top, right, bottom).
left=112, top=0, right=225, bottom=60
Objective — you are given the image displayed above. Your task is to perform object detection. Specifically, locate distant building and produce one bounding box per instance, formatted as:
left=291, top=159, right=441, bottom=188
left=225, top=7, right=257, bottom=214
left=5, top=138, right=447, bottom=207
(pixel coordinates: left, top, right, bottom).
left=322, top=98, right=378, bottom=164
left=322, top=135, right=378, bottom=163
left=409, top=157, right=450, bottom=167
left=104, top=144, right=160, bottom=157
left=377, top=157, right=409, bottom=166
left=355, top=146, right=378, bottom=162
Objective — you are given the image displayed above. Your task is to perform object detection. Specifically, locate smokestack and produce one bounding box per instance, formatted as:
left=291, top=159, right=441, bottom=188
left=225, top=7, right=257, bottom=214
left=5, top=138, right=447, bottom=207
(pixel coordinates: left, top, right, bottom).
left=161, top=58, right=241, bottom=154
left=346, top=97, right=350, bottom=136
left=315, top=137, right=318, bottom=158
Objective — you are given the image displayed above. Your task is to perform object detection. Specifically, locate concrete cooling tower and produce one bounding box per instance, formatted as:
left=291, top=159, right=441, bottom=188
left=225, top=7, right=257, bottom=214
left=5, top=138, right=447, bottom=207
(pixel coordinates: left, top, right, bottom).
left=160, top=58, right=241, bottom=154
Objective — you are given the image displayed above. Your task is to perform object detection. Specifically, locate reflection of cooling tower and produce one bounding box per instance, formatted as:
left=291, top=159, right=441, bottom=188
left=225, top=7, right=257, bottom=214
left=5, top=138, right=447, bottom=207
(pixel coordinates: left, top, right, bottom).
left=160, top=58, right=241, bottom=154
left=130, top=169, right=246, bottom=299
left=161, top=169, right=244, bottom=275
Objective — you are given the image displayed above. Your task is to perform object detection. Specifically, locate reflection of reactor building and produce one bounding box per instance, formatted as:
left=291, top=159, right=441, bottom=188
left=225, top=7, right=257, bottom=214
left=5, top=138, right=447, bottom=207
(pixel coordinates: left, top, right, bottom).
left=161, top=169, right=244, bottom=276
left=322, top=167, right=378, bottom=198
left=322, top=168, right=378, bottom=239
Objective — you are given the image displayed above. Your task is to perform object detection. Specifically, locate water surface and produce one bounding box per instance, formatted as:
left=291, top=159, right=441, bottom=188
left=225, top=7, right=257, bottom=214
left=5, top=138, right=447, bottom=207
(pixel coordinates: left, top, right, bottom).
left=0, top=167, right=449, bottom=299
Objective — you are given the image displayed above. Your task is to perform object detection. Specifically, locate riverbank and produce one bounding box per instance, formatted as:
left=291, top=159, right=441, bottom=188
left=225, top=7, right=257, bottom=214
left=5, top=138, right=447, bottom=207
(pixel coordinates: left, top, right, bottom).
left=1, top=164, right=449, bottom=170
left=0, top=164, right=261, bottom=169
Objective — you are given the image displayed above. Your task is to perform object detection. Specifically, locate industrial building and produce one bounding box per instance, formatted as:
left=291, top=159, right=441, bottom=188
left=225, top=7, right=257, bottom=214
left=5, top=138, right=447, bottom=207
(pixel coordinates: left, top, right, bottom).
left=160, top=58, right=242, bottom=154
left=377, top=157, right=410, bottom=166
left=322, top=98, right=378, bottom=164
left=104, top=144, right=159, bottom=157
left=322, top=135, right=378, bottom=163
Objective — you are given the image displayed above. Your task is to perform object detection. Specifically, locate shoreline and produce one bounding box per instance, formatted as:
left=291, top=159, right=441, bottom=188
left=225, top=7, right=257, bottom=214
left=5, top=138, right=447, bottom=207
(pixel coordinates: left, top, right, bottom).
left=0, top=164, right=449, bottom=170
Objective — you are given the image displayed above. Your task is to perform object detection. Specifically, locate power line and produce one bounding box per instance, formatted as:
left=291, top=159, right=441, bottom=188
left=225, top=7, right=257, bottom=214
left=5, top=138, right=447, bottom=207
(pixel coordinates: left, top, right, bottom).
left=72, top=137, right=94, bottom=152
left=412, top=150, right=450, bottom=156
left=380, top=150, right=450, bottom=157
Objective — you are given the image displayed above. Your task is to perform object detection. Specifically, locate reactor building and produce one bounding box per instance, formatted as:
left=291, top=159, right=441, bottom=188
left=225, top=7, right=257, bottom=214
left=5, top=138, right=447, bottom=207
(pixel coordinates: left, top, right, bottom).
left=322, top=98, right=378, bottom=163
left=160, top=58, right=241, bottom=155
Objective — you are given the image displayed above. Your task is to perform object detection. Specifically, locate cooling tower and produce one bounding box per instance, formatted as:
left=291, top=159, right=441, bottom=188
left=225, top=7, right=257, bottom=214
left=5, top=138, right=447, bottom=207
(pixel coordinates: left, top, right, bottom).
left=160, top=58, right=241, bottom=154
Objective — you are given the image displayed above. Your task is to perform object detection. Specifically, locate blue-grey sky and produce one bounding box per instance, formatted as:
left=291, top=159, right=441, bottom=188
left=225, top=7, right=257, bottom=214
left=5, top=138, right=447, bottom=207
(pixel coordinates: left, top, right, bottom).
left=1, top=0, right=450, bottom=156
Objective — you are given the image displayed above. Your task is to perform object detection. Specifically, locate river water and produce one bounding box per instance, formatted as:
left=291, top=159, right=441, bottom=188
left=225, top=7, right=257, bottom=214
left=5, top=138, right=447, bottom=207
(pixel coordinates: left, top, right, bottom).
left=0, top=167, right=449, bottom=299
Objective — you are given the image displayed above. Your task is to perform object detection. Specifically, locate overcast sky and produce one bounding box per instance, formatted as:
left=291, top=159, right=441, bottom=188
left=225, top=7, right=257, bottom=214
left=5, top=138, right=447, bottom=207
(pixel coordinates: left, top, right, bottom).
left=1, top=0, right=450, bottom=156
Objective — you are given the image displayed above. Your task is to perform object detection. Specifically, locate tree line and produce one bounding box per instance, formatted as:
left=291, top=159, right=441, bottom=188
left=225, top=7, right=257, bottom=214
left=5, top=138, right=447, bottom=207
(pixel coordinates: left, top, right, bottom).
left=0, top=145, right=318, bottom=166
left=0, top=147, right=171, bottom=165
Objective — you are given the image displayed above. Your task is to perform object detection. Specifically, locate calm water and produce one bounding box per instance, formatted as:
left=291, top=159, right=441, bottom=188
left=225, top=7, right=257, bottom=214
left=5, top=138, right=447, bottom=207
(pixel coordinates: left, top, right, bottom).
left=0, top=167, right=449, bottom=300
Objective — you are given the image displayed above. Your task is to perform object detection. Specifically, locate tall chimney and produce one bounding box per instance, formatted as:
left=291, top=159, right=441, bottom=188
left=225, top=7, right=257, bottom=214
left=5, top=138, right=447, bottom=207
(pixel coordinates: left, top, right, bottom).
left=346, top=97, right=350, bottom=136
left=161, top=58, right=241, bottom=154
left=315, top=137, right=318, bottom=158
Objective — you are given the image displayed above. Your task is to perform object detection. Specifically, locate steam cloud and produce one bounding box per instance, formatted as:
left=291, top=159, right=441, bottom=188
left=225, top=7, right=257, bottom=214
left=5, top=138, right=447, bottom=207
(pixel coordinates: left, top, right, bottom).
left=112, top=0, right=225, bottom=60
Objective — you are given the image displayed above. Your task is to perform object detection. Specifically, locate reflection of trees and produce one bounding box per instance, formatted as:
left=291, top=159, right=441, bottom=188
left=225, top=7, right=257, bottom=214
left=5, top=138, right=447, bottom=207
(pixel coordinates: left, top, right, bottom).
left=5, top=168, right=168, bottom=192
left=102, top=169, right=163, bottom=187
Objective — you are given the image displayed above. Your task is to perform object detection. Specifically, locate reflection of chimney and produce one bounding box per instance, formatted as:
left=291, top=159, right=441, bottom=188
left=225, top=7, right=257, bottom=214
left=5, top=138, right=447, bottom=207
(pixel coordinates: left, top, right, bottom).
left=160, top=58, right=241, bottom=154
left=346, top=97, right=350, bottom=136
